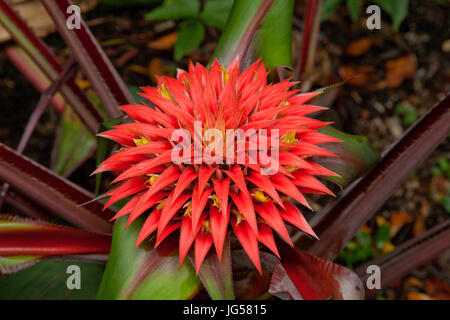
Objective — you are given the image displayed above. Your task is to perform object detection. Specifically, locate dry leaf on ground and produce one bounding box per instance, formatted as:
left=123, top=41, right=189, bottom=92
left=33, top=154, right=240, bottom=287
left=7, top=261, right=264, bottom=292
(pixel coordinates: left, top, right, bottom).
left=345, top=38, right=379, bottom=57
left=147, top=32, right=177, bottom=50
left=376, top=54, right=418, bottom=89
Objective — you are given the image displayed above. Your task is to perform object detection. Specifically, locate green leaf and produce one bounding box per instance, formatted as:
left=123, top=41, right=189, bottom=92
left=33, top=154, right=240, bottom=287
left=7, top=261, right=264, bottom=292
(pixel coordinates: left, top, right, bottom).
left=395, top=103, right=418, bottom=127
left=96, top=217, right=200, bottom=300
left=440, top=194, right=450, bottom=214
left=0, top=260, right=104, bottom=300
left=52, top=107, right=95, bottom=176
left=249, top=0, right=294, bottom=70
left=437, top=157, right=450, bottom=179
left=321, top=0, right=343, bottom=21
left=211, top=0, right=265, bottom=67
left=200, top=0, right=234, bottom=30
left=315, top=126, right=380, bottom=188
left=95, top=117, right=123, bottom=195
left=346, top=0, right=361, bottom=22
left=356, top=230, right=372, bottom=250
left=145, top=0, right=200, bottom=20
left=374, top=0, right=409, bottom=30
left=375, top=225, right=391, bottom=250
left=212, top=0, right=293, bottom=70
left=174, top=21, right=205, bottom=61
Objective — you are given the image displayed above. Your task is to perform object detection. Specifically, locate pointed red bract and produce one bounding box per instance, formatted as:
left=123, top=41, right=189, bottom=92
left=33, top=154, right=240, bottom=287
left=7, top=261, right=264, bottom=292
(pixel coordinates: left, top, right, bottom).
left=195, top=231, right=214, bottom=274
left=281, top=202, right=318, bottom=239
left=230, top=192, right=258, bottom=234
left=213, top=178, right=230, bottom=216
left=179, top=215, right=200, bottom=265
left=255, top=202, right=292, bottom=245
left=258, top=223, right=280, bottom=258
left=198, top=166, right=215, bottom=195
left=191, top=187, right=213, bottom=233
left=232, top=219, right=261, bottom=273
left=210, top=206, right=229, bottom=261
left=96, top=59, right=338, bottom=270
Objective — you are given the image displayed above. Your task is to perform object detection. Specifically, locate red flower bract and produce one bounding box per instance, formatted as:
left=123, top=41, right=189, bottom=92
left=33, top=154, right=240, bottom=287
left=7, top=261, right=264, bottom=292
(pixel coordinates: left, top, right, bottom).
left=96, top=58, right=340, bottom=273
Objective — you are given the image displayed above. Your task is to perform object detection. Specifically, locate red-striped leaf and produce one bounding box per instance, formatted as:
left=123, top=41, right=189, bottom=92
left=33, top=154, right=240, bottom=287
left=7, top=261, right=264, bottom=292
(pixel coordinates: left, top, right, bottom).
left=270, top=240, right=364, bottom=300
left=0, top=143, right=113, bottom=234
left=0, top=215, right=111, bottom=256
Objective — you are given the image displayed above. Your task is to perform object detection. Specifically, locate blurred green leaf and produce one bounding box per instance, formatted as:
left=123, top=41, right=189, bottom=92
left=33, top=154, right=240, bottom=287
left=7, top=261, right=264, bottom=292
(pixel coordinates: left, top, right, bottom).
left=440, top=194, right=450, bottom=214
left=315, top=126, right=380, bottom=188
left=338, top=230, right=377, bottom=268
left=321, top=0, right=343, bottom=21
left=433, top=0, right=449, bottom=4
left=375, top=225, right=391, bottom=250
left=374, top=0, right=409, bottom=30
left=437, top=157, right=450, bottom=179
left=395, top=103, right=418, bottom=127
left=356, top=230, right=372, bottom=250
left=52, top=107, right=95, bottom=176
left=174, top=20, right=205, bottom=61
left=145, top=0, right=200, bottom=20
left=0, top=260, right=104, bottom=300
left=96, top=217, right=200, bottom=299
left=346, top=0, right=361, bottom=22
left=200, top=0, right=234, bottom=30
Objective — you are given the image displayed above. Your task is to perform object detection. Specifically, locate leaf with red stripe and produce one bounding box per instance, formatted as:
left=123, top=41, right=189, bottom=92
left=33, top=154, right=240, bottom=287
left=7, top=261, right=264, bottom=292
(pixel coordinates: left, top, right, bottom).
left=269, top=240, right=364, bottom=300
left=0, top=215, right=111, bottom=256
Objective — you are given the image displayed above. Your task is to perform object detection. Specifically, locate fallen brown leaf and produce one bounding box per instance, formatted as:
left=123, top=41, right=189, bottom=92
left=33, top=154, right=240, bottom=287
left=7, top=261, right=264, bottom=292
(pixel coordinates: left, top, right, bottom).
left=345, top=38, right=377, bottom=57
left=376, top=54, right=418, bottom=89
left=129, top=64, right=148, bottom=75
left=390, top=211, right=413, bottom=236
left=338, top=65, right=376, bottom=87
left=404, top=277, right=423, bottom=289
left=407, top=292, right=433, bottom=300
left=425, top=277, right=450, bottom=300
left=413, top=214, right=426, bottom=237
left=116, top=48, right=139, bottom=67
left=147, top=32, right=177, bottom=50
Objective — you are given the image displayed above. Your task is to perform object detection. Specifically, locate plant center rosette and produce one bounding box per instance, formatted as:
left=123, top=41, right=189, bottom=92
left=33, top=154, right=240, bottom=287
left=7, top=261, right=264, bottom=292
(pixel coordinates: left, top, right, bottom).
left=95, top=59, right=341, bottom=273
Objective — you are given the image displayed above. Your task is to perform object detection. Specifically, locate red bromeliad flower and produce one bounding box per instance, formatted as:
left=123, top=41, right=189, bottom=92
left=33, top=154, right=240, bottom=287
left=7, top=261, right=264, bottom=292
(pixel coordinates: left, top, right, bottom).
left=95, top=59, right=341, bottom=273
